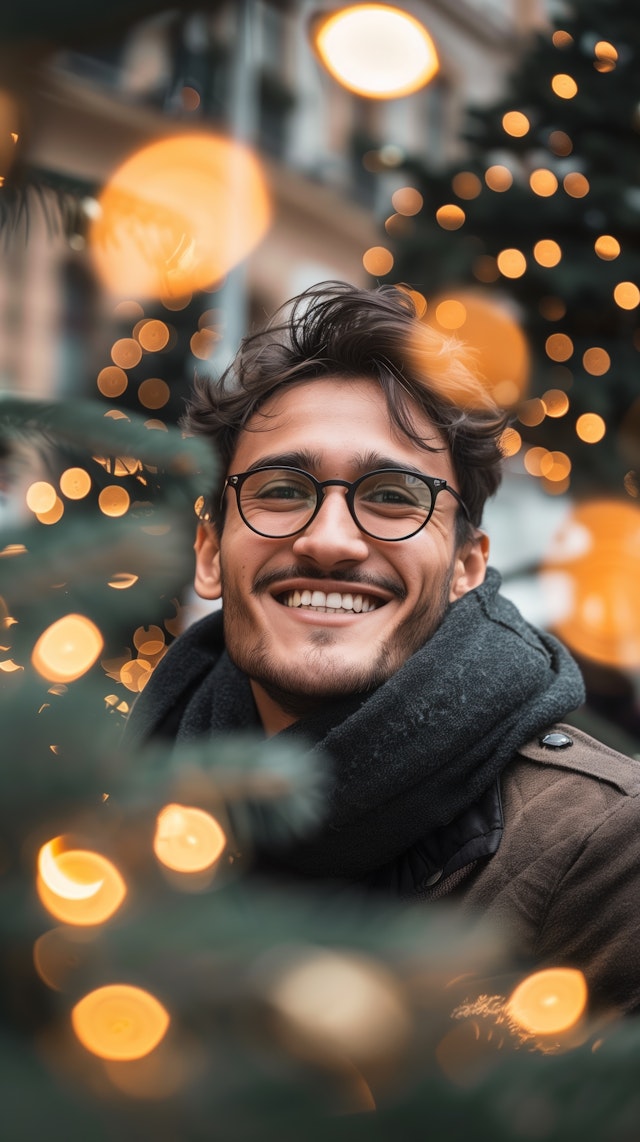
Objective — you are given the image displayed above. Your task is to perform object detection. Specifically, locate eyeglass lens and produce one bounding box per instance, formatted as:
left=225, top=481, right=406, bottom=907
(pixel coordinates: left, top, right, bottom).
left=237, top=468, right=434, bottom=539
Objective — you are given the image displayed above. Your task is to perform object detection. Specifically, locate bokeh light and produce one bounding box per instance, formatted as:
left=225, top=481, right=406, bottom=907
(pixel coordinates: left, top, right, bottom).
left=524, top=445, right=549, bottom=476
left=472, top=255, right=499, bottom=283
left=545, top=333, right=573, bottom=362
left=391, top=186, right=423, bottom=216
left=138, top=378, right=170, bottom=409
left=613, top=281, right=640, bottom=310
left=137, top=319, right=170, bottom=352
left=543, top=499, right=640, bottom=666
left=552, top=74, right=578, bottom=99
left=60, top=468, right=92, bottom=500
left=499, top=427, right=522, bottom=457
left=98, top=486, right=131, bottom=517
left=312, top=4, right=439, bottom=99
left=111, top=338, right=143, bottom=370
left=484, top=165, right=513, bottom=192
left=120, top=659, right=153, bottom=692
left=534, top=240, right=562, bottom=268
left=26, top=481, right=56, bottom=515
left=529, top=169, right=558, bottom=197
left=552, top=30, right=573, bottom=49
left=90, top=134, right=271, bottom=299
left=97, top=366, right=128, bottom=397
left=190, top=328, right=220, bottom=360
left=37, top=837, right=126, bottom=926
left=576, top=413, right=606, bottom=443
left=36, top=497, right=65, bottom=526
left=542, top=389, right=570, bottom=417
left=564, top=172, right=590, bottom=198
left=32, top=614, right=104, bottom=682
left=72, top=984, right=170, bottom=1060
left=548, top=129, right=573, bottom=156
left=496, top=248, right=526, bottom=278
left=508, top=969, right=587, bottom=1035
left=452, top=171, right=482, bottom=199
left=263, top=947, right=410, bottom=1065
left=583, top=348, right=610, bottom=376
left=518, top=398, right=546, bottom=427
left=594, top=41, right=618, bottom=73
left=424, top=289, right=530, bottom=409
left=362, top=246, right=394, bottom=275
left=435, top=204, right=465, bottom=230
left=594, top=234, right=620, bottom=260
left=502, top=111, right=530, bottom=137
left=154, top=804, right=226, bottom=873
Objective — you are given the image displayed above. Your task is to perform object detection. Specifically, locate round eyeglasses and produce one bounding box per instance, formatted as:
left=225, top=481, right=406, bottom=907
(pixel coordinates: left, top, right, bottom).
left=220, top=466, right=470, bottom=542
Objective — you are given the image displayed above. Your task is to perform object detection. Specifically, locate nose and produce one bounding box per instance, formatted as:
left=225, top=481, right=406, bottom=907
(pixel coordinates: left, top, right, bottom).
left=291, top=486, right=369, bottom=568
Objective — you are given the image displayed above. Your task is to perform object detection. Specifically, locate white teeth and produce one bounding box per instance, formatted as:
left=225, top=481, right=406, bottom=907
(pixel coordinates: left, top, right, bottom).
left=280, top=589, right=380, bottom=613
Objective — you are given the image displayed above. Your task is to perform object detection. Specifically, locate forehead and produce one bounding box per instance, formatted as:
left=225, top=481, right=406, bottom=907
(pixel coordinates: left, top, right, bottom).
left=229, top=376, right=453, bottom=479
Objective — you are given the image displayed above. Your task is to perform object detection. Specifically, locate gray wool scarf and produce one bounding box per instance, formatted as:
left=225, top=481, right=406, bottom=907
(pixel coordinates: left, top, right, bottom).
left=127, top=567, right=585, bottom=878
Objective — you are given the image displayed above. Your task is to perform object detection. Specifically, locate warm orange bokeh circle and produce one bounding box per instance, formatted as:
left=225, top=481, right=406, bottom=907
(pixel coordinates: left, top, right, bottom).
left=542, top=499, right=640, bottom=667
left=90, top=134, right=271, bottom=299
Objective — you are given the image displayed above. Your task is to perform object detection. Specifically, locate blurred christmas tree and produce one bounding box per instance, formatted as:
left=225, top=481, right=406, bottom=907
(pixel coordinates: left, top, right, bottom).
left=389, top=0, right=640, bottom=503
left=1, top=394, right=640, bottom=1140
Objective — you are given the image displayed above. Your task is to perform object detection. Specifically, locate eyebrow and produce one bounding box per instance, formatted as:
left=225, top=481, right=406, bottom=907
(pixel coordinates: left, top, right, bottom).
left=240, top=451, right=433, bottom=479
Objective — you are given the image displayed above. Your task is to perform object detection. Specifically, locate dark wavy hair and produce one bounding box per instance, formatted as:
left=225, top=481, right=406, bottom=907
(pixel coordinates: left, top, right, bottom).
left=185, top=281, right=507, bottom=542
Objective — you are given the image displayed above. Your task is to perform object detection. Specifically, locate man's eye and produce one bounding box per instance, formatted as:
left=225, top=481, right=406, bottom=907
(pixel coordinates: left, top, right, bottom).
left=256, top=481, right=311, bottom=501
left=362, top=485, right=419, bottom=506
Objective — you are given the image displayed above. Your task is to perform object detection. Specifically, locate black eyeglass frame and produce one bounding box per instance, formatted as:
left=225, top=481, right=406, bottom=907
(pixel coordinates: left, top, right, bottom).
left=218, top=465, right=471, bottom=542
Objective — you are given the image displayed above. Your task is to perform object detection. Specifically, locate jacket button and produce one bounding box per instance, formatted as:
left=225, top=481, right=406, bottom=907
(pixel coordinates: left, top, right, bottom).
left=423, top=869, right=443, bottom=887
left=539, top=731, right=573, bottom=749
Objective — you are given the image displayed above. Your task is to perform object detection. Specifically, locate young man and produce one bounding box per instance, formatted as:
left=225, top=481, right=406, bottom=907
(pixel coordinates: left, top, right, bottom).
left=130, top=282, right=640, bottom=1016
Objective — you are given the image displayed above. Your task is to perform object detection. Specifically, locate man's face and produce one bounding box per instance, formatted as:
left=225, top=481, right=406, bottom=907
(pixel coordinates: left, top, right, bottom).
left=195, top=377, right=488, bottom=732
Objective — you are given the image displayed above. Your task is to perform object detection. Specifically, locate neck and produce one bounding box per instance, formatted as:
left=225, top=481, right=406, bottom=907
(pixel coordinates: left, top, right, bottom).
left=250, top=680, right=301, bottom=735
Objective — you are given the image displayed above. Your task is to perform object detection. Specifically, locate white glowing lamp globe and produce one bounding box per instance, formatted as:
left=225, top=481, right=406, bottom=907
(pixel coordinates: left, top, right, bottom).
left=312, top=4, right=439, bottom=99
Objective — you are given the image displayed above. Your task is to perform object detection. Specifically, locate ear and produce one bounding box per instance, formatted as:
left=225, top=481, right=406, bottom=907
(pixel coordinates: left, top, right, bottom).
left=449, top=531, right=489, bottom=602
left=194, top=523, right=222, bottom=600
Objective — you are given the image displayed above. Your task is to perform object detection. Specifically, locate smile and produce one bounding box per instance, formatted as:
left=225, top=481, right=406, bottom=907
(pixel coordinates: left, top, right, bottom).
left=277, top=589, right=383, bottom=614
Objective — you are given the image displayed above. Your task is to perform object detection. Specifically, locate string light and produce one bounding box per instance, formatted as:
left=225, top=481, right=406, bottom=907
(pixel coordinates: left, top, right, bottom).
left=542, top=389, right=570, bottom=417
left=72, top=984, right=170, bottom=1060
left=32, top=615, right=103, bottom=682
left=534, top=240, right=562, bottom=267
left=60, top=468, right=91, bottom=500
left=545, top=333, right=573, bottom=362
left=583, top=348, right=611, bottom=376
left=576, top=413, right=606, bottom=443
left=452, top=171, right=482, bottom=199
left=154, top=804, right=226, bottom=873
left=552, top=74, right=578, bottom=99
left=37, top=837, right=126, bottom=926
left=362, top=246, right=394, bottom=274
left=111, top=338, right=143, bottom=370
left=26, top=482, right=56, bottom=515
left=391, top=187, right=423, bottom=216
left=613, top=282, right=640, bottom=310
left=502, top=111, right=530, bottom=137
left=507, top=969, right=587, bottom=1036
left=484, top=165, right=513, bottom=192
left=98, top=486, right=130, bottom=517
left=496, top=248, right=526, bottom=278
left=435, top=204, right=465, bottom=230
left=529, top=169, right=558, bottom=197
left=564, top=172, right=590, bottom=198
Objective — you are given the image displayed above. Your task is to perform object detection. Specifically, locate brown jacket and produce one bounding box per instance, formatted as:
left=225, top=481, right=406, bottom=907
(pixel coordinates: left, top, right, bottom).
left=403, top=725, right=640, bottom=1016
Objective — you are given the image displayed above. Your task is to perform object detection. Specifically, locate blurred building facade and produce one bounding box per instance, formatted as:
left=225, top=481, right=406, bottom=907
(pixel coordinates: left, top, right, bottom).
left=1, top=0, right=550, bottom=401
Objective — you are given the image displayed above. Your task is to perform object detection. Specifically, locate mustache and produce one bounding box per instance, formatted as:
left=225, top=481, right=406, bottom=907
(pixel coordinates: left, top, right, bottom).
left=251, top=565, right=407, bottom=601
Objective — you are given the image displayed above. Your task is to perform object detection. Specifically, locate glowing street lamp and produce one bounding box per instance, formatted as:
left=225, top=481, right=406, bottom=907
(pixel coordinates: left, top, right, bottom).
left=310, top=3, right=439, bottom=99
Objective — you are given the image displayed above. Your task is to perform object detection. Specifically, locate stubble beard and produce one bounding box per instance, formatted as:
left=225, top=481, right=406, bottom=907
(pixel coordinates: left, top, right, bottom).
left=220, top=562, right=455, bottom=721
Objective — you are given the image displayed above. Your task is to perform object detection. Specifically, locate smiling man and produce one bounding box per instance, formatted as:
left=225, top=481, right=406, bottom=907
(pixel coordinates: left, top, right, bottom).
left=130, top=282, right=640, bottom=1016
